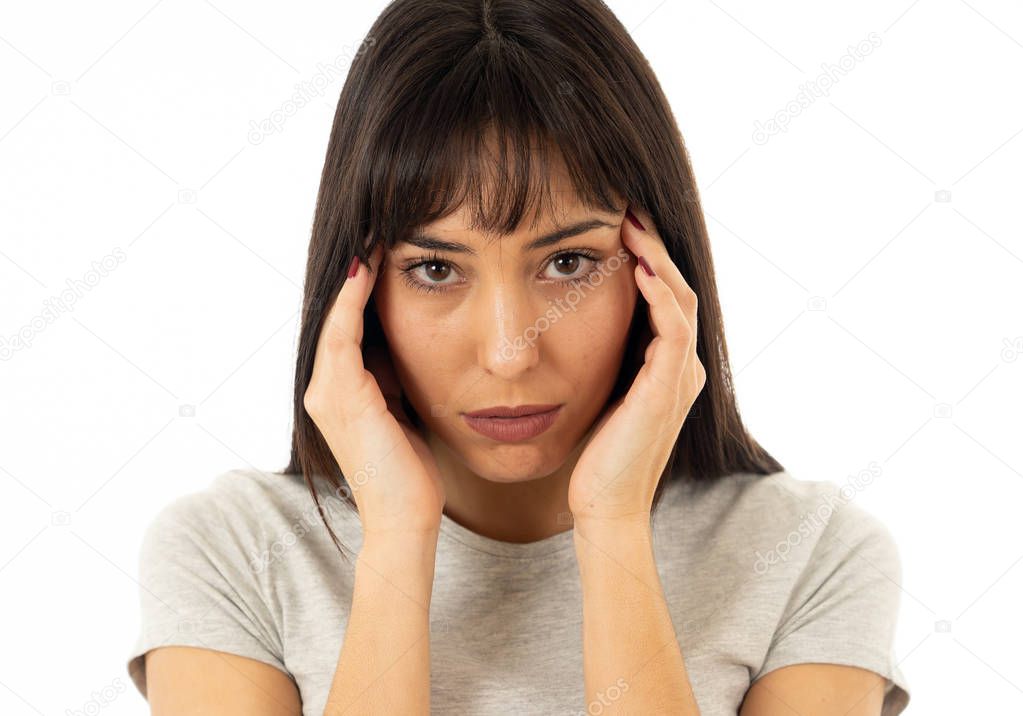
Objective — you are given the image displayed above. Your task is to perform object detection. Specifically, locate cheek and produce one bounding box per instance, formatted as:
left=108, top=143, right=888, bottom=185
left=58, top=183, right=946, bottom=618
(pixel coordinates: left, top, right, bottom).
left=575, top=268, right=637, bottom=333
left=375, top=277, right=449, bottom=351
left=550, top=280, right=636, bottom=376
left=373, top=286, right=463, bottom=396
left=381, top=312, right=448, bottom=370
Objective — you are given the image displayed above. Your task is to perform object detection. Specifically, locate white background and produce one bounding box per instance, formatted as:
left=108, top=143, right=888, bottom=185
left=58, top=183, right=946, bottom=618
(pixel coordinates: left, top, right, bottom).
left=2, top=1, right=1021, bottom=713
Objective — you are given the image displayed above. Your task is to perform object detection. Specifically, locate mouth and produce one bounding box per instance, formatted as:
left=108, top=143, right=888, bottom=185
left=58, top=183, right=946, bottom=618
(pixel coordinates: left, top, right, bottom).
left=463, top=404, right=561, bottom=418
left=460, top=404, right=563, bottom=442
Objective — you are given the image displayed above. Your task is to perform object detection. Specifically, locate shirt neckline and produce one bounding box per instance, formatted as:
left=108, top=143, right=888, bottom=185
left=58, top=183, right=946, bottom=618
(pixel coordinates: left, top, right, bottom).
left=433, top=476, right=696, bottom=559
left=438, top=509, right=577, bottom=559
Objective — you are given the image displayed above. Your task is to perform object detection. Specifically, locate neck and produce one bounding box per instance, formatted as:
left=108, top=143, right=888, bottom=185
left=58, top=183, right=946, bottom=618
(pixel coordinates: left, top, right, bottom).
left=426, top=428, right=586, bottom=543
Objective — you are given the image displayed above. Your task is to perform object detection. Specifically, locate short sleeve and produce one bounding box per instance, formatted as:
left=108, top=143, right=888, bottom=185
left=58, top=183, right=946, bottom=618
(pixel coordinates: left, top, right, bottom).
left=125, top=490, right=289, bottom=698
left=752, top=498, right=911, bottom=716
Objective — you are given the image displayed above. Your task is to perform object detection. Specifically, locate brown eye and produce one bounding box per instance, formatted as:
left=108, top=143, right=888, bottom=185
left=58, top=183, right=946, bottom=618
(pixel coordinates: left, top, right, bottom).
left=399, top=257, right=460, bottom=293
left=551, top=254, right=580, bottom=276
left=422, top=262, right=450, bottom=282
left=541, top=251, right=599, bottom=282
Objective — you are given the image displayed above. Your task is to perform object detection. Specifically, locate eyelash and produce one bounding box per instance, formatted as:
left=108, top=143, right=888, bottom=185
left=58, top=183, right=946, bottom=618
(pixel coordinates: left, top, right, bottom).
left=398, top=249, right=603, bottom=295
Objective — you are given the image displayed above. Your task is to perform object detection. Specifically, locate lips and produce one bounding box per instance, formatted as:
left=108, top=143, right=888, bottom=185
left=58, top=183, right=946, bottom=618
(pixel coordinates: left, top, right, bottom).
left=463, top=404, right=561, bottom=418
left=461, top=404, right=563, bottom=442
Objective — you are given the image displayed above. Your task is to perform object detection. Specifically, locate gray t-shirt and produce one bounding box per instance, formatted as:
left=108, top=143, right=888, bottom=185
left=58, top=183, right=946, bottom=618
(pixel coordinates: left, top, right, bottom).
left=126, top=467, right=911, bottom=715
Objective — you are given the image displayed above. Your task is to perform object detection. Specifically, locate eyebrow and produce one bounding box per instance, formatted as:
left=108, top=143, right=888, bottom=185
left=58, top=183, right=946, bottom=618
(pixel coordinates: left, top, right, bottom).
left=401, top=217, right=618, bottom=256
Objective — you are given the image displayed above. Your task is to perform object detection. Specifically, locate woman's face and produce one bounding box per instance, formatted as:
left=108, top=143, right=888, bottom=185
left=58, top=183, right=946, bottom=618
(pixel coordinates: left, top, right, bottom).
left=371, top=182, right=639, bottom=483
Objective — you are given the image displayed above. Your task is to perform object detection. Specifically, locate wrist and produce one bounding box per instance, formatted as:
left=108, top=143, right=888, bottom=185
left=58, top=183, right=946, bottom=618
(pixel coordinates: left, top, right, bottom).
left=358, top=528, right=439, bottom=603
left=572, top=514, right=656, bottom=580
left=572, top=512, right=652, bottom=547
left=361, top=525, right=440, bottom=563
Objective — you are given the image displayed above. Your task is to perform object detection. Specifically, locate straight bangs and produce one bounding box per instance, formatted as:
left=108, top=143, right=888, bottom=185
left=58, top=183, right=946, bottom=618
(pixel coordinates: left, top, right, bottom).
left=360, top=36, right=645, bottom=251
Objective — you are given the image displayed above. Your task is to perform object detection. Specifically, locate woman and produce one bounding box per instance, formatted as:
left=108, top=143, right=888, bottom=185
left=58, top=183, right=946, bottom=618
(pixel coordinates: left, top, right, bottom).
left=126, top=1, right=911, bottom=713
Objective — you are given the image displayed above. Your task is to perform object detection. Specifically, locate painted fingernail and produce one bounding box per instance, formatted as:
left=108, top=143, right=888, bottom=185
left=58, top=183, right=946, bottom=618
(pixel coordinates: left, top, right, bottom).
left=626, top=209, right=645, bottom=231
left=638, top=255, right=655, bottom=277
left=347, top=255, right=360, bottom=278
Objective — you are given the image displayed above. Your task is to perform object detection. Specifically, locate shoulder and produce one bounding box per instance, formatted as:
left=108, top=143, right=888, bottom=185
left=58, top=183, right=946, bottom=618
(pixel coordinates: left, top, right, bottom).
left=663, top=467, right=899, bottom=571
left=749, top=468, right=901, bottom=580
left=727, top=470, right=908, bottom=711
left=143, top=469, right=294, bottom=533
left=153, top=467, right=365, bottom=575
left=138, top=468, right=351, bottom=565
left=128, top=469, right=311, bottom=697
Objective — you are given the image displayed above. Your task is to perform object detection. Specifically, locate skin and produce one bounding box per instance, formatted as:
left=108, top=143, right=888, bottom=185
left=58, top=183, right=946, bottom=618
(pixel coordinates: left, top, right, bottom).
left=144, top=172, right=888, bottom=715
left=371, top=164, right=639, bottom=543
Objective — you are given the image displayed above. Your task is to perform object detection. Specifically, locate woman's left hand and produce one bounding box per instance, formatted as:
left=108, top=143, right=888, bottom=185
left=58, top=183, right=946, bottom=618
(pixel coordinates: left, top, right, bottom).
left=567, top=205, right=706, bottom=526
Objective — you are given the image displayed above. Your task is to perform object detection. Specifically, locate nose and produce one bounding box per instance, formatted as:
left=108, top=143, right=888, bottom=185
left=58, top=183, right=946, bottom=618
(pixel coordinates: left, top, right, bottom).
left=475, top=281, right=541, bottom=379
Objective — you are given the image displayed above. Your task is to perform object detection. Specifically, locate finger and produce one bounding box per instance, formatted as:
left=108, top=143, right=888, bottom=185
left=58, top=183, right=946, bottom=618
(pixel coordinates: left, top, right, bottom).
left=624, top=209, right=705, bottom=404
left=622, top=206, right=698, bottom=345
left=631, top=258, right=691, bottom=407
left=311, top=242, right=385, bottom=407
left=321, top=242, right=383, bottom=349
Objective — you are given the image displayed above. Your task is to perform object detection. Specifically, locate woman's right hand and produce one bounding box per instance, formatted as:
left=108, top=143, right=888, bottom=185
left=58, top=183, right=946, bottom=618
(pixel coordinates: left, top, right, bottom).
left=303, top=243, right=446, bottom=538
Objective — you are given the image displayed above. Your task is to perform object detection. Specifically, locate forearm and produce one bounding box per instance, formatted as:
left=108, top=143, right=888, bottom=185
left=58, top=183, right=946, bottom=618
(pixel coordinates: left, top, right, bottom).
left=574, top=517, right=700, bottom=715
left=324, top=529, right=438, bottom=715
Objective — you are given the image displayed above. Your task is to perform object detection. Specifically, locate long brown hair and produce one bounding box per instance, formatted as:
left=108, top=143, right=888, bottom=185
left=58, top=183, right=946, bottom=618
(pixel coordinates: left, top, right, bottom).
left=282, top=0, right=783, bottom=561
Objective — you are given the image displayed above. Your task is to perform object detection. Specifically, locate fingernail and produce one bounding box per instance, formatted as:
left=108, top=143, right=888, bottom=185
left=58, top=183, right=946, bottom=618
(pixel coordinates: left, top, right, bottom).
left=626, top=208, right=645, bottom=231
left=347, top=255, right=360, bottom=278
left=638, top=256, right=655, bottom=277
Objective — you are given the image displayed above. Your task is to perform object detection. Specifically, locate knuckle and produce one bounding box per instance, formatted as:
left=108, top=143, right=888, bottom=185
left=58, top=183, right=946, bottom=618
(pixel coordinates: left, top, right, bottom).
left=694, top=362, right=707, bottom=389
left=674, top=317, right=694, bottom=346
left=303, top=386, right=324, bottom=421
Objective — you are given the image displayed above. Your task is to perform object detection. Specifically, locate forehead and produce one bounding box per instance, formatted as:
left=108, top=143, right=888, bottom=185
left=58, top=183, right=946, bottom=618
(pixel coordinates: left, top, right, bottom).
left=421, top=164, right=616, bottom=241
left=408, top=209, right=617, bottom=265
left=428, top=194, right=589, bottom=237
left=393, top=125, right=627, bottom=254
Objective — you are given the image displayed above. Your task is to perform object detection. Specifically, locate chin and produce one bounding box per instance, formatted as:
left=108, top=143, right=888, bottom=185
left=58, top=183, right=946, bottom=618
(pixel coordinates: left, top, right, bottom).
left=462, top=442, right=566, bottom=483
